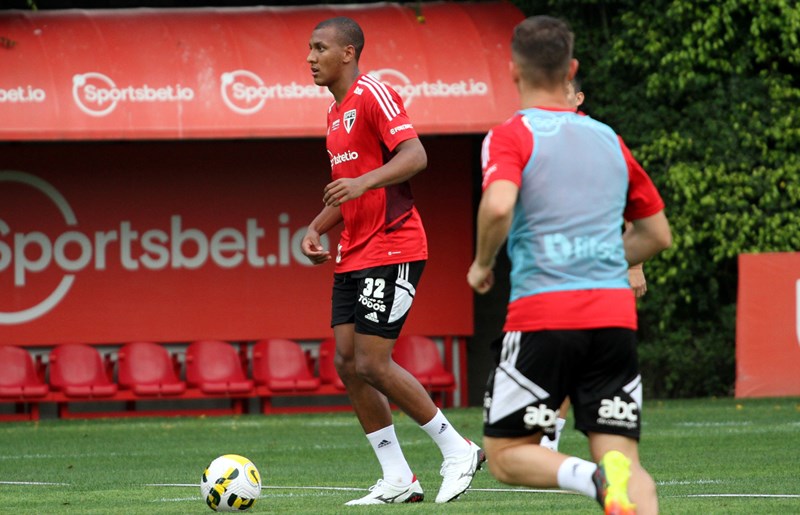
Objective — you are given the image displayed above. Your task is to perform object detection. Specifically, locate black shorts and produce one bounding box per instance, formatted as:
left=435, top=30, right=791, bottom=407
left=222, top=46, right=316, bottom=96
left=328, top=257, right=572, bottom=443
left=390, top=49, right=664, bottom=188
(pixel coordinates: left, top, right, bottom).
left=483, top=328, right=642, bottom=441
left=331, top=261, right=425, bottom=339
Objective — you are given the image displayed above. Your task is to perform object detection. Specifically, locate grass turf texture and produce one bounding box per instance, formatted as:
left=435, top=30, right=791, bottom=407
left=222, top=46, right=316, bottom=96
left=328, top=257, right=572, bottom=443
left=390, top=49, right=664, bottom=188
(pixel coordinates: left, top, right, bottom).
left=1, top=397, right=798, bottom=514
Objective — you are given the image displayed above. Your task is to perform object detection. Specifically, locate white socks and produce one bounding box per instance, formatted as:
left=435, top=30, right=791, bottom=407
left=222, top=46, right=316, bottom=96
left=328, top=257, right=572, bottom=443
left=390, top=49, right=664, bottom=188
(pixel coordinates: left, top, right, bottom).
left=366, top=425, right=414, bottom=487
left=557, top=456, right=598, bottom=498
left=366, top=410, right=469, bottom=487
left=420, top=409, right=470, bottom=459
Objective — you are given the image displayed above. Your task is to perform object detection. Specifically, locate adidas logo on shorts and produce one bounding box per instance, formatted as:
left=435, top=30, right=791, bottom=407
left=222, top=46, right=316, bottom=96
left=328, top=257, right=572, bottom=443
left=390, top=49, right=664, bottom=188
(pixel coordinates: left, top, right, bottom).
left=365, top=312, right=379, bottom=323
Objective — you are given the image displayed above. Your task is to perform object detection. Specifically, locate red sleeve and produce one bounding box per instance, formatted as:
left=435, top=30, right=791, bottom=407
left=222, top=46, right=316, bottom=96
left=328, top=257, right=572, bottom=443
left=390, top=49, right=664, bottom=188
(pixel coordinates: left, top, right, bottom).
left=366, top=82, right=418, bottom=152
left=481, top=115, right=532, bottom=190
left=619, top=136, right=665, bottom=220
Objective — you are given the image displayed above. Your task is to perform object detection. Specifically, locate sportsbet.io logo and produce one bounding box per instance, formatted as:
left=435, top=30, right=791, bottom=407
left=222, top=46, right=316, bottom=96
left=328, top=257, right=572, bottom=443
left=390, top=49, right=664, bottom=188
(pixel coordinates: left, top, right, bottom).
left=0, top=170, right=326, bottom=325
left=72, top=72, right=194, bottom=117
left=368, top=68, right=489, bottom=108
left=220, top=69, right=330, bottom=115
left=0, top=85, right=46, bottom=103
left=0, top=171, right=77, bottom=324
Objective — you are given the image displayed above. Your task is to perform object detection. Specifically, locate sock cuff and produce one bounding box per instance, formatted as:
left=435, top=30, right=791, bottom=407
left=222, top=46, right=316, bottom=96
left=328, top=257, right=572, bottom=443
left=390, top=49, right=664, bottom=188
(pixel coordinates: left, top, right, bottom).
left=557, top=456, right=598, bottom=499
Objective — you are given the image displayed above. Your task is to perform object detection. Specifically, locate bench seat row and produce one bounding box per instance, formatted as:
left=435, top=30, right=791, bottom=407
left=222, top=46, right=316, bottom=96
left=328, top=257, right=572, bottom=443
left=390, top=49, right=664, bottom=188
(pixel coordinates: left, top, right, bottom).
left=0, top=336, right=456, bottom=421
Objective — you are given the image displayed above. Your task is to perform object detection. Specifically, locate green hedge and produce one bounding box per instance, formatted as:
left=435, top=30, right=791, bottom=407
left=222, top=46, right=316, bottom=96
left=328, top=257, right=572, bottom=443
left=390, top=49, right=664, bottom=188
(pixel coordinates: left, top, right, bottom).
left=510, top=0, right=800, bottom=397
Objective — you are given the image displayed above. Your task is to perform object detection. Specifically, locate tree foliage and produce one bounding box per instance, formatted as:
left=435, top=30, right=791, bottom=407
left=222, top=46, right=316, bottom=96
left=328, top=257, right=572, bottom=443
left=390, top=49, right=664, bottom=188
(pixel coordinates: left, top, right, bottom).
left=510, top=0, right=800, bottom=397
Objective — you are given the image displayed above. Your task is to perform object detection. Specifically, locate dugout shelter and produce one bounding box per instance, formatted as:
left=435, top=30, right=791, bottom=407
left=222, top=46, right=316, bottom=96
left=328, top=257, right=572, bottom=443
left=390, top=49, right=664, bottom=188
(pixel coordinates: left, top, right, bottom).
left=0, top=1, right=525, bottom=412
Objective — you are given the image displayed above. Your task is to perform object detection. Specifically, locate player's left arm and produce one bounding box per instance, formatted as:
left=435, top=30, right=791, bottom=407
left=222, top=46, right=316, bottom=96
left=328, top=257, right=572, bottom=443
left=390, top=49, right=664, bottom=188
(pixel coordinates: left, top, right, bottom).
left=322, top=137, right=426, bottom=207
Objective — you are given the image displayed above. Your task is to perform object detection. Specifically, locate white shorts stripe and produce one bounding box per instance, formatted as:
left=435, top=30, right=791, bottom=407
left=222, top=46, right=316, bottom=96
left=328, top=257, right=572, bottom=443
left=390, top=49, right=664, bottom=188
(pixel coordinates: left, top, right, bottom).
left=388, top=263, right=415, bottom=324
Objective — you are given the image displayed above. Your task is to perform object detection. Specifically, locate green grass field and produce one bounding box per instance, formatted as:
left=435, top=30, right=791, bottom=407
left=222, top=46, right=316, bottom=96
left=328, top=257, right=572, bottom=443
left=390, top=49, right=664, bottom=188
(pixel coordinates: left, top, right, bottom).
left=1, top=397, right=798, bottom=514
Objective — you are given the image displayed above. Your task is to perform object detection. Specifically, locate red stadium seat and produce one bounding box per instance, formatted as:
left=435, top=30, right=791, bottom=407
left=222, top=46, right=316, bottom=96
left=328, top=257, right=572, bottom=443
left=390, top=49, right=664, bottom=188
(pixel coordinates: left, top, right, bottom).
left=117, top=342, right=186, bottom=396
left=252, top=339, right=321, bottom=392
left=317, top=338, right=346, bottom=391
left=393, top=335, right=455, bottom=407
left=185, top=340, right=253, bottom=395
left=0, top=346, right=49, bottom=398
left=0, top=346, right=49, bottom=421
left=49, top=344, right=118, bottom=399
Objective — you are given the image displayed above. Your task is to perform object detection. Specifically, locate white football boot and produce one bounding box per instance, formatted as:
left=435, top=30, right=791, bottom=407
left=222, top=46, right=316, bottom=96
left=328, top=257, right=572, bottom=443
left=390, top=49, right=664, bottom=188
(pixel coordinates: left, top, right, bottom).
left=435, top=439, right=486, bottom=503
left=345, top=477, right=424, bottom=505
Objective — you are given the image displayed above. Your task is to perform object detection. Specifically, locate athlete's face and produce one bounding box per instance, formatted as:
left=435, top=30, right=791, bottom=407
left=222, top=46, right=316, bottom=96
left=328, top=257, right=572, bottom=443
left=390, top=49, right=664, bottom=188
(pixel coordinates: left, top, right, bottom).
left=307, top=27, right=348, bottom=87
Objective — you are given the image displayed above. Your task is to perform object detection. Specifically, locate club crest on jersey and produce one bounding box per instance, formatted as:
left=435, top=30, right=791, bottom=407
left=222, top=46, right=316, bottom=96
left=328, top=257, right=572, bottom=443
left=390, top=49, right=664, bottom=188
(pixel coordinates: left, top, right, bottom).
left=344, top=109, right=357, bottom=133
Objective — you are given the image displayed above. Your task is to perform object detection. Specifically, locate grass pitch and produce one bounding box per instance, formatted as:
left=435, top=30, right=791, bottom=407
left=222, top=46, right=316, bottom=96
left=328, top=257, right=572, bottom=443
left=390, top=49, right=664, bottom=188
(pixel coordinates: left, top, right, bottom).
left=1, top=397, right=798, bottom=514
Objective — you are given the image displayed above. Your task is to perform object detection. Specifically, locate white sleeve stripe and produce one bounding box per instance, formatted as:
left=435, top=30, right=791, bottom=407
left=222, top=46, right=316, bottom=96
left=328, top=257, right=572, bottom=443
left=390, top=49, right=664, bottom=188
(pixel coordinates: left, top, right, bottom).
left=358, top=77, right=399, bottom=120
left=361, top=75, right=401, bottom=116
left=359, top=76, right=400, bottom=119
left=359, top=80, right=396, bottom=121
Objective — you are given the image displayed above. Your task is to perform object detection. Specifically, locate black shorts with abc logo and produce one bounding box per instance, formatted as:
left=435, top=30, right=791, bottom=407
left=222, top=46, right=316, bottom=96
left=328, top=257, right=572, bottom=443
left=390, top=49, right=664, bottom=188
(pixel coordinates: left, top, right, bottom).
left=483, top=328, right=642, bottom=441
left=330, top=260, right=425, bottom=340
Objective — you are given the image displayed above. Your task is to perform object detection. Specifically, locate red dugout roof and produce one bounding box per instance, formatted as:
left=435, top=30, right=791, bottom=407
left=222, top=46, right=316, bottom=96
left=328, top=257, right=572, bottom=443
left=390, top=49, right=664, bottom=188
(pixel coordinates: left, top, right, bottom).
left=0, top=2, right=524, bottom=141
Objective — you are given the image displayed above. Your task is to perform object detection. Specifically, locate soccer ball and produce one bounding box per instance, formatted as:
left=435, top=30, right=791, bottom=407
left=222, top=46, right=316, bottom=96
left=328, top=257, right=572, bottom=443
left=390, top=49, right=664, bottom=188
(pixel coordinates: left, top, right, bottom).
left=200, top=454, right=262, bottom=512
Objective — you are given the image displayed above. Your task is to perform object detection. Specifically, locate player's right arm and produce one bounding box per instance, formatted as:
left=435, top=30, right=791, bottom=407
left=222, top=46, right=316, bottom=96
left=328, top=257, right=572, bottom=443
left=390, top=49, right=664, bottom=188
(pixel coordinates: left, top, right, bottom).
left=322, top=138, right=426, bottom=207
left=624, top=212, right=671, bottom=266
left=619, top=137, right=672, bottom=265
left=623, top=220, right=647, bottom=297
left=301, top=205, right=343, bottom=265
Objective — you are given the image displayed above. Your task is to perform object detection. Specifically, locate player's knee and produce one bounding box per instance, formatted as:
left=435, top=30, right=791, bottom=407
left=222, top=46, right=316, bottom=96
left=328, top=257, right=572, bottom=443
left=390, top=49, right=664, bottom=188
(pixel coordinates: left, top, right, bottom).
left=334, top=355, right=357, bottom=382
left=352, top=356, right=384, bottom=384
left=487, top=459, right=513, bottom=484
left=485, top=449, right=514, bottom=484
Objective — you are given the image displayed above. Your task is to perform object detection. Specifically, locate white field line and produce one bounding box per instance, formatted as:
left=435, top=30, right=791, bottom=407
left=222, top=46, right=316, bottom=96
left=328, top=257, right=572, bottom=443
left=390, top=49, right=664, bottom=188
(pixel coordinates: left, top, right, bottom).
left=679, top=494, right=800, bottom=498
left=5, top=481, right=798, bottom=500
left=0, top=481, right=70, bottom=486
left=146, top=483, right=363, bottom=491
left=658, top=479, right=722, bottom=485
left=144, top=483, right=800, bottom=500
left=147, top=483, right=569, bottom=494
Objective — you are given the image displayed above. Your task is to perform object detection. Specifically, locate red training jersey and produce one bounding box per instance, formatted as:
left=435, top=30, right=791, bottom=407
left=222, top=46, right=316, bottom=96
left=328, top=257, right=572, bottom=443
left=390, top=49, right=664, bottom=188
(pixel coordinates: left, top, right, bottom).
left=325, top=73, right=428, bottom=273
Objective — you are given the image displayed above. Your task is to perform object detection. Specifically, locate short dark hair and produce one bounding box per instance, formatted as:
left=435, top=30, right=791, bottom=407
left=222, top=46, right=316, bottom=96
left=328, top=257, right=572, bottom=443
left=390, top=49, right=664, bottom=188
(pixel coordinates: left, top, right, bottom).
left=315, top=17, right=365, bottom=61
left=511, top=16, right=574, bottom=87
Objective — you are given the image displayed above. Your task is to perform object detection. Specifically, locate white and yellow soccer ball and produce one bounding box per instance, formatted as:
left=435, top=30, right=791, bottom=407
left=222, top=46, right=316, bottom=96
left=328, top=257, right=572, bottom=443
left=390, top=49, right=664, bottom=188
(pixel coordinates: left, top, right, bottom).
left=200, top=454, right=262, bottom=512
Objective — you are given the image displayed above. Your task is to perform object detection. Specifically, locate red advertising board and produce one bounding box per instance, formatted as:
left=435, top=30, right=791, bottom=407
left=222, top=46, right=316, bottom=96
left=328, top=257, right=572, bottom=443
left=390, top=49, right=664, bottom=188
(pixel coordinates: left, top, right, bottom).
left=0, top=2, right=523, bottom=141
left=0, top=138, right=475, bottom=345
left=735, top=252, right=800, bottom=397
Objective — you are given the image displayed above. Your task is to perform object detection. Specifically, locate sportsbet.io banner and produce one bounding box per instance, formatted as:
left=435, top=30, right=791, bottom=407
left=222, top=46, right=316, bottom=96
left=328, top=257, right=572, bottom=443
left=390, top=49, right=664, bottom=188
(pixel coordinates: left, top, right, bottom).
left=0, top=3, right=523, bottom=140
left=0, top=139, right=474, bottom=345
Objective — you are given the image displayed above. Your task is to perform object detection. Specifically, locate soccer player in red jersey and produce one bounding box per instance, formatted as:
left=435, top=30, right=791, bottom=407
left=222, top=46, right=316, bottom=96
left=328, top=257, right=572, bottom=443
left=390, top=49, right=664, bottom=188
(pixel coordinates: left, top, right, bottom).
left=468, top=16, right=671, bottom=515
left=301, top=17, right=484, bottom=505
